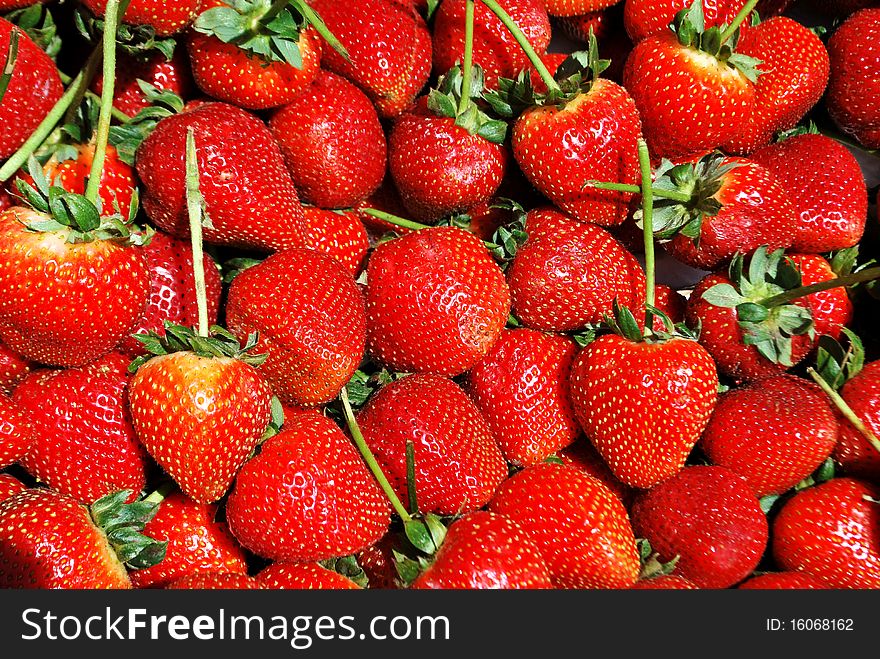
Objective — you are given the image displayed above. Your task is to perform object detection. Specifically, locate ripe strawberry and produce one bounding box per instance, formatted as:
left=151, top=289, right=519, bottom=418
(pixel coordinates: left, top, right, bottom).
left=0, top=488, right=165, bottom=589
left=128, top=328, right=273, bottom=504
left=750, top=133, right=867, bottom=253
left=700, top=375, right=838, bottom=497
left=269, top=70, right=386, bottom=209
left=631, top=466, right=769, bottom=588
left=623, top=0, right=748, bottom=43
left=0, top=473, right=25, bottom=502
left=834, top=360, right=880, bottom=480
left=723, top=17, right=829, bottom=154
left=167, top=573, right=258, bottom=589
left=82, top=0, right=201, bottom=36
left=556, top=6, right=633, bottom=82
left=411, top=511, right=553, bottom=589
left=738, top=572, right=828, bottom=589
left=310, top=0, right=432, bottom=118
left=559, top=440, right=633, bottom=506
left=0, top=1, right=42, bottom=9
left=506, top=207, right=645, bottom=332
left=488, top=462, right=640, bottom=589
left=225, top=413, right=390, bottom=562
left=1, top=343, right=40, bottom=394
left=225, top=247, right=366, bottom=406
left=788, top=254, right=853, bottom=340
left=301, top=207, right=369, bottom=275
left=0, top=186, right=11, bottom=213
left=467, top=328, right=580, bottom=466
left=355, top=179, right=414, bottom=238
left=0, top=18, right=63, bottom=159
left=631, top=574, right=699, bottom=589
left=0, top=392, right=33, bottom=469
left=756, top=0, right=794, bottom=16
left=357, top=534, right=399, bottom=590
left=826, top=9, right=880, bottom=149
left=365, top=226, right=510, bottom=376
left=356, top=374, right=508, bottom=515
left=128, top=490, right=248, bottom=588
left=257, top=563, right=361, bottom=590
left=136, top=101, right=308, bottom=252
left=772, top=478, right=880, bottom=589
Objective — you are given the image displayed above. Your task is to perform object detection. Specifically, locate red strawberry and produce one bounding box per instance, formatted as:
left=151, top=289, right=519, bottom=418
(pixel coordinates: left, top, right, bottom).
left=257, top=563, right=361, bottom=590
left=788, top=254, right=853, bottom=340
left=225, top=247, right=366, bottom=407
left=772, top=478, right=880, bottom=589
left=631, top=574, right=699, bottom=589
left=136, top=101, right=308, bottom=252
left=556, top=6, right=633, bottom=82
left=82, top=0, right=201, bottom=36
left=488, top=462, right=640, bottom=589
left=357, top=374, right=508, bottom=515
left=0, top=392, right=33, bottom=469
left=651, top=284, right=687, bottom=330
left=834, top=360, right=880, bottom=480
left=506, top=207, right=645, bottom=332
left=0, top=186, right=12, bottom=213
left=723, top=17, right=829, bottom=154
left=755, top=0, right=794, bottom=16
left=355, top=179, right=414, bottom=238
left=0, top=342, right=32, bottom=396
left=364, top=226, right=510, bottom=376
left=0, top=18, right=63, bottom=159
left=269, top=70, right=386, bottom=209
left=559, top=440, right=634, bottom=506
left=128, top=490, right=248, bottom=589
left=738, top=572, right=828, bottom=589
left=310, top=0, right=432, bottom=118
left=357, top=534, right=399, bottom=590
left=623, top=0, right=748, bottom=43
left=826, top=9, right=880, bottom=149
left=167, top=573, right=258, bottom=589
left=411, top=511, right=553, bottom=589
left=301, top=207, right=369, bottom=275
left=700, top=374, right=838, bottom=497
left=467, top=328, right=580, bottom=466
left=544, top=0, right=618, bottom=16
left=750, top=134, right=867, bottom=253
left=631, top=466, right=769, bottom=589
left=0, top=1, right=42, bottom=9
left=225, top=413, right=390, bottom=562
left=0, top=473, right=25, bottom=502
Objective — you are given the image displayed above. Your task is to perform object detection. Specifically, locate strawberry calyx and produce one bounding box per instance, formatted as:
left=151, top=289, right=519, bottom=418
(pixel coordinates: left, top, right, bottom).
left=76, top=3, right=176, bottom=60
left=814, top=329, right=864, bottom=391
left=601, top=299, right=698, bottom=346
left=5, top=5, right=62, bottom=60
left=108, top=81, right=185, bottom=166
left=318, top=555, right=370, bottom=588
left=89, top=489, right=168, bottom=570
left=637, top=538, right=680, bottom=580
left=427, top=66, right=508, bottom=144
left=128, top=322, right=267, bottom=372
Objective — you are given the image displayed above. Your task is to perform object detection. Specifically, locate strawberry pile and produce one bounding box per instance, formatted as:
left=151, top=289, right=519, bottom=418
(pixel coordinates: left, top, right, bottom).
left=0, top=0, right=878, bottom=591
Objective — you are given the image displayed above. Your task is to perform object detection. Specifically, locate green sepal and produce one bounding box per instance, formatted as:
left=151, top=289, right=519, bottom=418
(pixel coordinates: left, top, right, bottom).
left=427, top=65, right=508, bottom=144
left=89, top=490, right=168, bottom=570
left=5, top=5, right=62, bottom=59
left=759, top=493, right=780, bottom=514
left=109, top=81, right=184, bottom=166
left=572, top=324, right=600, bottom=347
left=259, top=396, right=285, bottom=442
left=319, top=555, right=369, bottom=588
left=486, top=198, right=527, bottom=267
left=483, top=70, right=536, bottom=118
left=404, top=519, right=439, bottom=555
left=393, top=549, right=431, bottom=588
left=425, top=0, right=441, bottom=20
left=775, top=120, right=819, bottom=143
left=814, top=329, right=864, bottom=391
left=602, top=299, right=643, bottom=343
left=636, top=538, right=680, bottom=580
left=128, top=322, right=267, bottom=372
left=76, top=7, right=176, bottom=60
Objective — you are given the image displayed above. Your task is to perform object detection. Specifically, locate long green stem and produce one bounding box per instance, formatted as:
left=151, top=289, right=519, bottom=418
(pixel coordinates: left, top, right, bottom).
left=142, top=480, right=177, bottom=506
left=0, top=29, right=19, bottom=104
left=479, top=0, right=559, bottom=93
left=808, top=367, right=880, bottom=456
left=760, top=267, right=880, bottom=308
left=185, top=129, right=209, bottom=338
left=362, top=207, right=431, bottom=232
left=458, top=0, right=475, bottom=115
left=339, top=387, right=413, bottom=523
left=719, top=0, right=760, bottom=43
left=638, top=139, right=655, bottom=334
left=586, top=180, right=693, bottom=203
left=58, top=70, right=131, bottom=123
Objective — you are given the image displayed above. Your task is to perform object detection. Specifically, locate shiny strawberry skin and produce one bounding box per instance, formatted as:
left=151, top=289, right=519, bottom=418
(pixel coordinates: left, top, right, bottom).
left=623, top=32, right=755, bottom=161
left=631, top=466, right=769, bottom=589
left=570, top=334, right=718, bottom=489
left=270, top=70, right=386, bottom=210
left=738, top=572, right=828, bottom=589
left=82, top=0, right=201, bottom=36
left=129, top=352, right=272, bottom=504
left=136, top=102, right=307, bottom=252
left=623, top=0, right=749, bottom=42
left=411, top=511, right=553, bottom=589
left=0, top=208, right=150, bottom=367
left=788, top=254, right=853, bottom=340
left=357, top=374, right=508, bottom=515
left=257, top=563, right=361, bottom=590
left=129, top=490, right=248, bottom=588
left=302, top=207, right=369, bottom=275
left=750, top=134, right=867, bottom=253
left=489, top=462, right=640, bottom=589
left=772, top=478, right=880, bottom=589
left=166, top=573, right=258, bottom=589
left=0, top=473, right=26, bottom=502
left=630, top=575, right=699, bottom=589
left=700, top=374, right=838, bottom=497
left=0, top=19, right=63, bottom=159
left=558, top=440, right=634, bottom=507
left=513, top=79, right=642, bottom=226
left=507, top=207, right=645, bottom=333
left=357, top=534, right=399, bottom=590
left=365, top=227, right=510, bottom=376
left=225, top=414, right=390, bottom=562
left=467, top=328, right=580, bottom=467
left=0, top=392, right=33, bottom=469
left=834, top=360, right=880, bottom=480
left=0, top=488, right=131, bottom=589
left=225, top=247, right=366, bottom=407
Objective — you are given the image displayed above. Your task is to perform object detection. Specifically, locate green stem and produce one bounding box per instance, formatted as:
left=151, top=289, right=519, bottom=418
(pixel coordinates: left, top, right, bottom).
left=58, top=70, right=131, bottom=123
left=185, top=129, right=209, bottom=338
left=0, top=28, right=19, bottom=104
left=362, top=207, right=431, bottom=232
left=760, top=267, right=880, bottom=308
left=84, top=0, right=121, bottom=206
left=458, top=0, right=475, bottom=116
left=142, top=480, right=177, bottom=506
left=339, top=387, right=413, bottom=523
left=638, top=138, right=655, bottom=335
left=586, top=180, right=693, bottom=203
left=261, top=0, right=292, bottom=25
left=479, top=0, right=559, bottom=93
left=808, top=367, right=880, bottom=456
left=719, top=0, right=760, bottom=43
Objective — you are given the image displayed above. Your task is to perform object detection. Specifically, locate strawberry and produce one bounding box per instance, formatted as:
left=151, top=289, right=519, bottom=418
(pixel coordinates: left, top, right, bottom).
left=826, top=9, right=880, bottom=149
left=506, top=207, right=645, bottom=332
left=622, top=2, right=759, bottom=161
left=0, top=391, right=32, bottom=469
left=0, top=18, right=63, bottom=159
left=136, top=101, right=308, bottom=252
left=225, top=412, right=390, bottom=562
left=466, top=328, right=580, bottom=466
left=631, top=574, right=699, bottom=589
left=357, top=534, right=399, bottom=590
left=0, top=488, right=166, bottom=589
left=788, top=254, right=853, bottom=341
left=0, top=472, right=26, bottom=502
left=355, top=179, right=414, bottom=238
left=411, top=511, right=553, bottom=589
left=188, top=0, right=322, bottom=110
left=82, top=0, right=201, bottom=36
left=556, top=5, right=633, bottom=83
left=558, top=440, right=633, bottom=506
left=0, top=1, right=42, bottom=9
left=301, top=207, right=369, bottom=275
left=269, top=70, right=386, bottom=209
left=356, top=374, right=508, bottom=515
left=225, top=247, right=366, bottom=407
left=309, top=0, right=432, bottom=118
left=488, top=462, right=640, bottom=589
left=364, top=226, right=510, bottom=376
left=700, top=374, right=838, bottom=497
left=755, top=0, right=793, bottom=16
left=623, top=0, right=748, bottom=43
left=257, top=563, right=361, bottom=590
left=128, top=326, right=273, bottom=504
left=631, top=466, right=769, bottom=588
left=167, top=573, right=259, bottom=589
left=722, top=17, right=829, bottom=154
left=772, top=478, right=880, bottom=589
left=543, top=0, right=617, bottom=17
left=750, top=133, right=867, bottom=253
left=128, top=489, right=248, bottom=588
left=834, top=360, right=880, bottom=480
left=738, top=572, right=828, bottom=589
left=651, top=284, right=686, bottom=330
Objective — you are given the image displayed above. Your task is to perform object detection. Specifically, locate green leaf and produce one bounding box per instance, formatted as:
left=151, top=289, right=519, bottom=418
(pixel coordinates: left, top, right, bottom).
left=427, top=88, right=457, bottom=118
left=727, top=53, right=763, bottom=83
left=736, top=302, right=769, bottom=323
left=404, top=520, right=437, bottom=555
left=701, top=283, right=743, bottom=308
left=476, top=119, right=507, bottom=144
